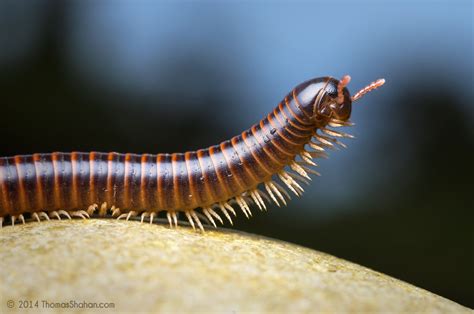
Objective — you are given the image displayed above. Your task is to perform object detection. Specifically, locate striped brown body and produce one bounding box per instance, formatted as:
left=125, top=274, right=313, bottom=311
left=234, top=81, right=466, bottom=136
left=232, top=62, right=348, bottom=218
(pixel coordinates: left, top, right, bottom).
left=0, top=75, right=383, bottom=229
left=0, top=102, right=313, bottom=216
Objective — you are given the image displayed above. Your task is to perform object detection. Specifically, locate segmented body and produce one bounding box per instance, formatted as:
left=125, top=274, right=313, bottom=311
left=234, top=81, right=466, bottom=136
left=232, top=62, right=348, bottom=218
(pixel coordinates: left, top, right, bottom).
left=0, top=76, right=383, bottom=230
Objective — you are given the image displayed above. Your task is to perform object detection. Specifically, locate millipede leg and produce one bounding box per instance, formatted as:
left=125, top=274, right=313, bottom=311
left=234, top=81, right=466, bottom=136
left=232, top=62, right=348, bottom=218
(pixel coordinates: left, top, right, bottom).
left=190, top=210, right=204, bottom=232
left=10, top=214, right=25, bottom=226
left=111, top=206, right=121, bottom=217
left=314, top=135, right=334, bottom=147
left=140, top=212, right=150, bottom=223
left=222, top=202, right=236, bottom=217
left=29, top=211, right=49, bottom=222
left=184, top=211, right=195, bottom=230
left=321, top=127, right=354, bottom=139
left=117, top=211, right=138, bottom=221
left=255, top=189, right=267, bottom=210
left=265, top=181, right=287, bottom=205
left=58, top=210, right=72, bottom=219
left=166, top=211, right=173, bottom=228
left=300, top=151, right=316, bottom=166
left=149, top=212, right=155, bottom=224
left=202, top=208, right=217, bottom=228
left=248, top=190, right=262, bottom=211
left=99, top=202, right=108, bottom=217
left=279, top=171, right=303, bottom=196
left=328, top=118, right=353, bottom=128
left=172, top=212, right=178, bottom=227
left=252, top=189, right=267, bottom=211
left=308, top=151, right=329, bottom=159
left=196, top=212, right=213, bottom=228
left=39, top=211, right=50, bottom=221
left=256, top=189, right=271, bottom=207
left=290, top=161, right=311, bottom=180
left=217, top=203, right=233, bottom=225
left=207, top=207, right=223, bottom=225
left=264, top=182, right=279, bottom=206
left=309, top=141, right=326, bottom=152
left=235, top=196, right=252, bottom=218
left=70, top=210, right=90, bottom=219
left=49, top=211, right=61, bottom=220
left=87, top=204, right=98, bottom=216
left=32, top=211, right=52, bottom=222
left=272, top=181, right=292, bottom=201
left=139, top=211, right=156, bottom=224
left=32, top=212, right=41, bottom=222
left=316, top=133, right=348, bottom=149
left=287, top=172, right=310, bottom=186
left=127, top=211, right=137, bottom=220
left=296, top=163, right=321, bottom=176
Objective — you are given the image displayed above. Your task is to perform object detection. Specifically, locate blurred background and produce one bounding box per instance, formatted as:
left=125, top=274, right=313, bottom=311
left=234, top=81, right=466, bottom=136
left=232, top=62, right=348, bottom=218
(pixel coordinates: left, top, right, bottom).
left=0, top=0, right=472, bottom=307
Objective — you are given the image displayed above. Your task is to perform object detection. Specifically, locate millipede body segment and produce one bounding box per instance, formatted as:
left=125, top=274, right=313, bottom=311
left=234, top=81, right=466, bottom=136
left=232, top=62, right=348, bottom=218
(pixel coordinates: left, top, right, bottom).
left=0, top=76, right=384, bottom=230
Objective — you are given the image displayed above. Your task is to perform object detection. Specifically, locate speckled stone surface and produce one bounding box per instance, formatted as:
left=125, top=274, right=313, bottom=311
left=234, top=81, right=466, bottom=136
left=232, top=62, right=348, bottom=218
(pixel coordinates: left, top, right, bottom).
left=0, top=220, right=470, bottom=313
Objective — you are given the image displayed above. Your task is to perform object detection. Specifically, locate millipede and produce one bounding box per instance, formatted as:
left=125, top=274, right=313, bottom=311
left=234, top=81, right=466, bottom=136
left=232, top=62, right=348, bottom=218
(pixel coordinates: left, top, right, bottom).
left=0, top=75, right=385, bottom=231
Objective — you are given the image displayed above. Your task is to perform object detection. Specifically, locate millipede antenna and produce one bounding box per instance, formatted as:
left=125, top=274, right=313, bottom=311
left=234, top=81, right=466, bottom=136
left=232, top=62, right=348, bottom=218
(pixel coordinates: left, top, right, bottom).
left=337, top=75, right=352, bottom=104
left=352, top=78, right=386, bottom=102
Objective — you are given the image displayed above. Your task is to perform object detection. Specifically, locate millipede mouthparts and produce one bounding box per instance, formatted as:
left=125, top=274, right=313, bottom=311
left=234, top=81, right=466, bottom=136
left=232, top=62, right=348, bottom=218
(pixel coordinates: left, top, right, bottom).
left=0, top=75, right=385, bottom=231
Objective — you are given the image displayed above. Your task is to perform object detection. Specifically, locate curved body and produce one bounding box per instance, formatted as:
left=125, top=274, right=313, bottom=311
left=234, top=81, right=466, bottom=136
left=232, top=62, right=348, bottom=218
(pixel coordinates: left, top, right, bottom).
left=0, top=75, right=382, bottom=229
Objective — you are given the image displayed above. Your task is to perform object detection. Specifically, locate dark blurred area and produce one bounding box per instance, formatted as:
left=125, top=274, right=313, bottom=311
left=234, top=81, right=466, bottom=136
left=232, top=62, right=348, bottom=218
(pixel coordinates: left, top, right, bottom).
left=1, top=0, right=472, bottom=308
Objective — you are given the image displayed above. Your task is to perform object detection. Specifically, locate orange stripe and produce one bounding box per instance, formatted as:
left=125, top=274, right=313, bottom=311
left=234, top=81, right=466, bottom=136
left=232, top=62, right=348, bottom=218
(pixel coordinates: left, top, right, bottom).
left=284, top=96, right=312, bottom=127
left=278, top=102, right=312, bottom=132
left=178, top=154, right=192, bottom=209
left=70, top=152, right=80, bottom=209
left=32, top=154, right=45, bottom=210
left=250, top=125, right=285, bottom=168
left=52, top=152, right=62, bottom=209
left=89, top=152, right=96, bottom=205
left=241, top=131, right=273, bottom=177
left=230, top=137, right=261, bottom=184
left=123, top=153, right=132, bottom=208
left=267, top=113, right=301, bottom=146
left=170, top=154, right=178, bottom=209
left=208, top=146, right=232, bottom=199
left=272, top=108, right=308, bottom=139
left=140, top=154, right=149, bottom=209
left=262, top=119, right=297, bottom=158
left=106, top=152, right=116, bottom=206
left=259, top=120, right=293, bottom=158
left=171, top=154, right=183, bottom=209
left=292, top=89, right=312, bottom=120
left=13, top=156, right=28, bottom=212
left=0, top=158, right=13, bottom=215
left=219, top=142, right=246, bottom=192
left=156, top=155, right=163, bottom=210
left=184, top=152, right=200, bottom=207
left=196, top=149, right=218, bottom=204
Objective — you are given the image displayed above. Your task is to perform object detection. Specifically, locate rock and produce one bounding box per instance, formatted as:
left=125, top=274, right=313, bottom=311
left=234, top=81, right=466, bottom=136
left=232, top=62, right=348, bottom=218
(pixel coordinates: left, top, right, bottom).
left=0, top=220, right=470, bottom=313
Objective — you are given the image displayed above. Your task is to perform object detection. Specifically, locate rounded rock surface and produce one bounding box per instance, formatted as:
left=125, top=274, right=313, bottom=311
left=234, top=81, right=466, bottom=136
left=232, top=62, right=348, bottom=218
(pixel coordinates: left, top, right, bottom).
left=0, top=220, right=470, bottom=313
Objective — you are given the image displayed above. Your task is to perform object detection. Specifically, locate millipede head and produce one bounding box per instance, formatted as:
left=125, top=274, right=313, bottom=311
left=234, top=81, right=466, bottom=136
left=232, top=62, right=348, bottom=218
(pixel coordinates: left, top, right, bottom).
left=313, top=76, right=353, bottom=122
left=314, top=75, right=386, bottom=122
